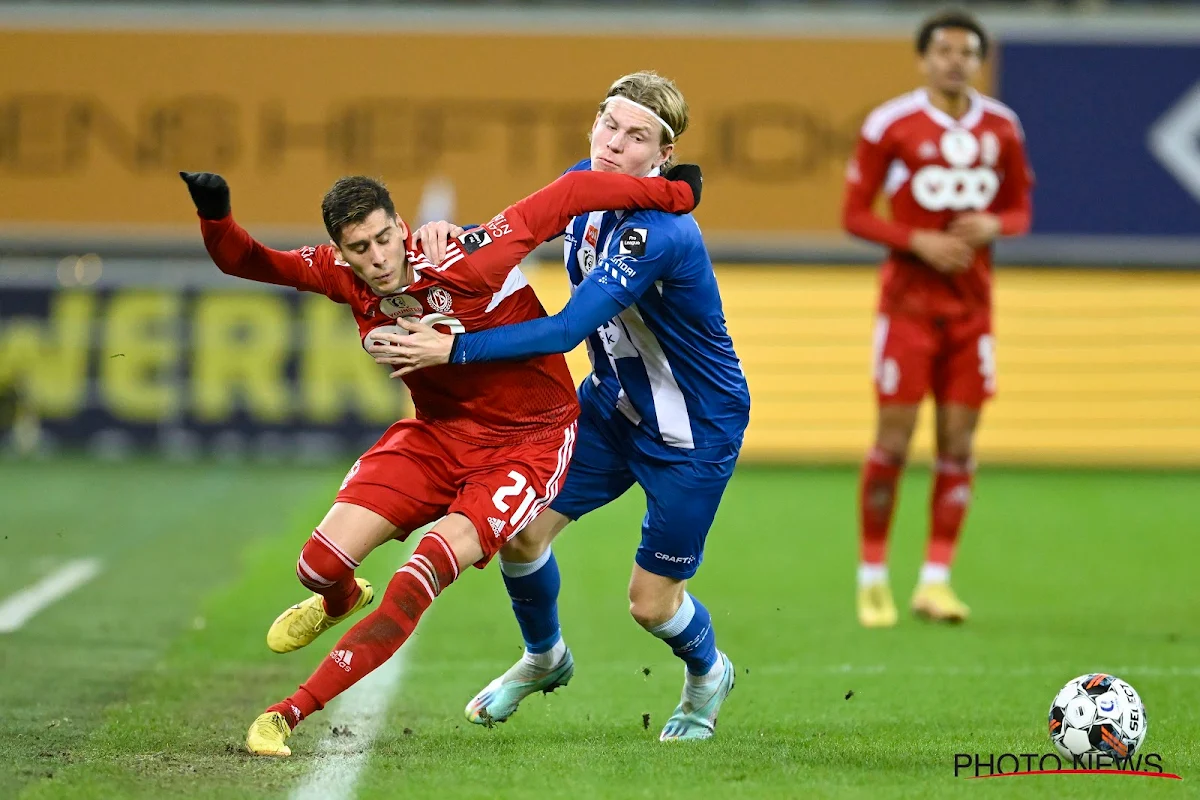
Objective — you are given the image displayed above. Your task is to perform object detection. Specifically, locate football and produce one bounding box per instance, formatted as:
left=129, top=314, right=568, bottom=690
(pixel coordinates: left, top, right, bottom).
left=1049, top=674, right=1148, bottom=765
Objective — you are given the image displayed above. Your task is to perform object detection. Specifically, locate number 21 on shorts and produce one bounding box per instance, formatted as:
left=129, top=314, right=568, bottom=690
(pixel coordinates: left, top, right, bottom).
left=492, top=471, right=537, bottom=528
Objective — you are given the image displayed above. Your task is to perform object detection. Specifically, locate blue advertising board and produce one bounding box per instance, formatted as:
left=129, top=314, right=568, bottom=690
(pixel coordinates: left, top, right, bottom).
left=999, top=42, right=1200, bottom=237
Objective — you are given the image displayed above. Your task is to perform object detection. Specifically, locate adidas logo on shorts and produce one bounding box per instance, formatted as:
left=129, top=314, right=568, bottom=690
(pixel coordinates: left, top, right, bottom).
left=488, top=517, right=506, bottom=538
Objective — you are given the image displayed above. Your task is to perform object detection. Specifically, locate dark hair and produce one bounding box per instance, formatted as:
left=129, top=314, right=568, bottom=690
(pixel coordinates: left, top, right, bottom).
left=321, top=176, right=396, bottom=243
left=916, top=8, right=989, bottom=59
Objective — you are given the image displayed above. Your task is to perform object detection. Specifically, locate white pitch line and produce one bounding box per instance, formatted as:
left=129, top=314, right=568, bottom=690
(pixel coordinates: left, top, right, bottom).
left=0, top=559, right=102, bottom=633
left=289, top=647, right=409, bottom=800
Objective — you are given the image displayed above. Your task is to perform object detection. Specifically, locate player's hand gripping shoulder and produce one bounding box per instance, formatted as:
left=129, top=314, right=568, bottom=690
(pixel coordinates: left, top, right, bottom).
left=663, top=163, right=703, bottom=209
left=413, top=221, right=467, bottom=267
left=180, top=172, right=232, bottom=220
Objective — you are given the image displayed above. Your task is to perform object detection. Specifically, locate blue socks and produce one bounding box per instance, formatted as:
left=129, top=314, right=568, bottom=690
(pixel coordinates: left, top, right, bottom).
left=499, top=548, right=561, bottom=654
left=650, top=593, right=719, bottom=676
left=500, top=551, right=719, bottom=678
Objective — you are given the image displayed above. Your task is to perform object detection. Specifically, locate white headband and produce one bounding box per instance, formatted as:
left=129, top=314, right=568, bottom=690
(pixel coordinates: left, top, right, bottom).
left=603, top=95, right=676, bottom=141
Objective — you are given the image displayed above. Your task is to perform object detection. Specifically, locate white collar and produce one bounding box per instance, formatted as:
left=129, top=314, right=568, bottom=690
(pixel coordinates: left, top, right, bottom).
left=918, top=88, right=984, bottom=130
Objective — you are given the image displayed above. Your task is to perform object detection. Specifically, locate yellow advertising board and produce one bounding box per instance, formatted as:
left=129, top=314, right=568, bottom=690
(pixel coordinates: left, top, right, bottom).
left=0, top=29, right=982, bottom=234
left=2, top=264, right=1194, bottom=466
left=526, top=265, right=1200, bottom=467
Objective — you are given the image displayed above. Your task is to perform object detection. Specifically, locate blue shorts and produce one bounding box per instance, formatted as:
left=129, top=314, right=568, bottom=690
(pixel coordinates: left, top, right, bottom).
left=549, top=395, right=742, bottom=580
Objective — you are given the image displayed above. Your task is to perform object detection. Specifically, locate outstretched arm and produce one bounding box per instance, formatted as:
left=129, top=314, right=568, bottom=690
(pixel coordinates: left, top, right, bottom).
left=183, top=172, right=333, bottom=295
left=508, top=166, right=700, bottom=245
left=459, top=279, right=624, bottom=363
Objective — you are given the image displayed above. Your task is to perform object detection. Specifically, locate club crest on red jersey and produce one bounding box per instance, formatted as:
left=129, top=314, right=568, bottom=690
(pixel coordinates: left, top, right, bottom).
left=940, top=129, right=979, bottom=167
left=427, top=287, right=453, bottom=314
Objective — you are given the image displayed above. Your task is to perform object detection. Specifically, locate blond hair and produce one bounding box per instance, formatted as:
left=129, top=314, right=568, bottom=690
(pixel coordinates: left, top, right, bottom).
left=600, top=71, right=689, bottom=169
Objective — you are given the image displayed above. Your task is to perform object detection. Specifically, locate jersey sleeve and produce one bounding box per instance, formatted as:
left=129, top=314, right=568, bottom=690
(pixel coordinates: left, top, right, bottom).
left=841, top=129, right=917, bottom=251
left=449, top=277, right=624, bottom=365
left=992, top=121, right=1035, bottom=236
left=199, top=215, right=350, bottom=301
left=506, top=170, right=695, bottom=245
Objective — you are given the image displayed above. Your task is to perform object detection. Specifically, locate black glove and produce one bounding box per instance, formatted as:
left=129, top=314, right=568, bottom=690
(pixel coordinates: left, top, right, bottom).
left=179, top=171, right=231, bottom=220
left=664, top=163, right=702, bottom=209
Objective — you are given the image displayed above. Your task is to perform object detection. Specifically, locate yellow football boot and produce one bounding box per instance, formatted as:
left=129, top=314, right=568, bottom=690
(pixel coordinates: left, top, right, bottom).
left=267, top=578, right=374, bottom=654
left=246, top=711, right=292, bottom=757
left=911, top=581, right=970, bottom=623
left=856, top=581, right=898, bottom=628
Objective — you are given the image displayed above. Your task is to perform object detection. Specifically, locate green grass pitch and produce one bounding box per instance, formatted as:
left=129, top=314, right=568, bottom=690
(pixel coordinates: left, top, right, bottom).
left=1, top=460, right=1197, bottom=799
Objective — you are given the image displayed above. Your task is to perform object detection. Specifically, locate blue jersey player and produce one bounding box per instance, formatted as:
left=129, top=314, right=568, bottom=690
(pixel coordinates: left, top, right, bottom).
left=378, top=71, right=750, bottom=741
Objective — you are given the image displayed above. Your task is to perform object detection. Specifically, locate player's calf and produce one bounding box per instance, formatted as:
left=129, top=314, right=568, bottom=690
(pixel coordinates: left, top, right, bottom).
left=266, top=529, right=378, bottom=655
left=296, top=528, right=363, bottom=616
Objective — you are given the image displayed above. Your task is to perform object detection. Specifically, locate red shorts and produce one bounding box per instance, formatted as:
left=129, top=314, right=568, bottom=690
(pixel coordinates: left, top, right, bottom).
left=871, top=312, right=995, bottom=407
left=335, top=419, right=577, bottom=568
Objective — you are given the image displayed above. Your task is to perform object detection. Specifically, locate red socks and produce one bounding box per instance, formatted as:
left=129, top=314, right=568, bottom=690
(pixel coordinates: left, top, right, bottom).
left=296, top=529, right=363, bottom=618
left=269, top=533, right=460, bottom=729
left=858, top=447, right=904, bottom=565
left=927, top=457, right=974, bottom=567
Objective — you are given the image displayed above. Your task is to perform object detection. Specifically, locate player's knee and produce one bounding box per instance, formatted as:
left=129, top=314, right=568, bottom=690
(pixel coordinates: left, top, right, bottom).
left=875, top=414, right=917, bottom=460
left=296, top=530, right=358, bottom=593
left=874, top=435, right=911, bottom=463
left=628, top=584, right=684, bottom=630
left=628, top=596, right=667, bottom=629
left=501, top=529, right=550, bottom=564
left=938, top=430, right=976, bottom=463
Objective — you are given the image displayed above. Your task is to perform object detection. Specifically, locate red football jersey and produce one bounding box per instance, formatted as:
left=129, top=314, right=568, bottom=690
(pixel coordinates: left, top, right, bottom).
left=843, top=89, right=1034, bottom=317
left=200, top=170, right=695, bottom=446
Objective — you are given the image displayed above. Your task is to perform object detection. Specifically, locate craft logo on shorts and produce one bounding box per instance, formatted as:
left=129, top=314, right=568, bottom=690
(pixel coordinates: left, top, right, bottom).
left=457, top=229, right=492, bottom=255
left=379, top=293, right=423, bottom=319
left=618, top=227, right=648, bottom=257
left=427, top=287, right=453, bottom=314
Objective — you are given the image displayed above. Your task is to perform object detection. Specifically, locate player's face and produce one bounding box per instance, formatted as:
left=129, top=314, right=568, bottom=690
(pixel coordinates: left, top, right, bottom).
left=920, top=27, right=983, bottom=96
left=589, top=103, right=673, bottom=177
left=335, top=209, right=409, bottom=296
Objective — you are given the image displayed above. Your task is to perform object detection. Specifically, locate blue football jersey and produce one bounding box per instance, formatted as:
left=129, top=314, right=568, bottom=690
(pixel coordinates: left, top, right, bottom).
left=561, top=164, right=750, bottom=450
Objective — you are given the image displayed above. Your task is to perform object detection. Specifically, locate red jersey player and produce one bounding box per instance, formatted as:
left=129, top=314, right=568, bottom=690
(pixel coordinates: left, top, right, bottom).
left=841, top=9, right=1033, bottom=627
left=179, top=164, right=700, bottom=755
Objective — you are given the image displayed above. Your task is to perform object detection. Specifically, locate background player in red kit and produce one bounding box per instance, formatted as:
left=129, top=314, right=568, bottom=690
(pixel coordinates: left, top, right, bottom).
left=179, top=164, right=700, bottom=755
left=841, top=9, right=1033, bottom=627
